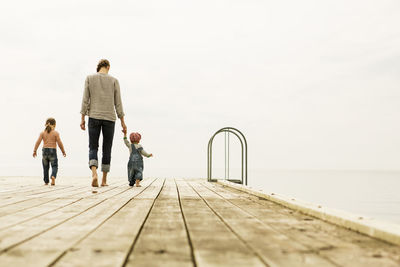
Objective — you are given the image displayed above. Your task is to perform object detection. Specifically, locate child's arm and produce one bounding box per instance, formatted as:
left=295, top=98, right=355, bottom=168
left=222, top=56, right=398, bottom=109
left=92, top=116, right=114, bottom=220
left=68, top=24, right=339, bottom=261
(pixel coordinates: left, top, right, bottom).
left=139, top=145, right=153, bottom=158
left=123, top=134, right=132, bottom=154
left=33, top=132, right=43, bottom=157
left=55, top=132, right=66, bottom=157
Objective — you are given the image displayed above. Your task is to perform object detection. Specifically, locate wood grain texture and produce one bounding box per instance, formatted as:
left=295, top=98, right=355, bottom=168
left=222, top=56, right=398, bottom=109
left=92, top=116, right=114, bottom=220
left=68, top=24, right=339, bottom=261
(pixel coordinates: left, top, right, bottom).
left=53, top=178, right=162, bottom=267
left=176, top=179, right=265, bottom=267
left=0, top=177, right=398, bottom=267
left=125, top=178, right=193, bottom=267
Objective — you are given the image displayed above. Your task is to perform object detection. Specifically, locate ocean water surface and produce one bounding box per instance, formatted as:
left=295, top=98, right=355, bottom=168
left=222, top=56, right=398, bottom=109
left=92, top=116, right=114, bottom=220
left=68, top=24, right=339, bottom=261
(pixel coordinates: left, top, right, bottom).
left=246, top=170, right=400, bottom=224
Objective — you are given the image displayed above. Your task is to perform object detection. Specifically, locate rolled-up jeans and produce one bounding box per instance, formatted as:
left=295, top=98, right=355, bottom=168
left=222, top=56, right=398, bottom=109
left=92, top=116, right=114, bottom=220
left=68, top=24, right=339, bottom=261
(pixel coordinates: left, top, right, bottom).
left=88, top=118, right=115, bottom=172
left=42, top=148, right=58, bottom=183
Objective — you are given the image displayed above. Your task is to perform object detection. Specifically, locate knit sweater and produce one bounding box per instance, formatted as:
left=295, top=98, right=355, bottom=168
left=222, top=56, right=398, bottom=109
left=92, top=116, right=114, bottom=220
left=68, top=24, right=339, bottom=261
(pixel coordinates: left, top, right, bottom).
left=80, top=73, right=125, bottom=122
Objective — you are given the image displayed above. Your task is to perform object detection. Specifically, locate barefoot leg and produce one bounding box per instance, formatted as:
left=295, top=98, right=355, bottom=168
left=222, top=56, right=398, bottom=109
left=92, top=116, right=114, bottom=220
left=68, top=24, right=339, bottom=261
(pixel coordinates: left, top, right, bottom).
left=101, top=171, right=108, bottom=186
left=91, top=166, right=99, bottom=187
left=51, top=176, right=55, bottom=186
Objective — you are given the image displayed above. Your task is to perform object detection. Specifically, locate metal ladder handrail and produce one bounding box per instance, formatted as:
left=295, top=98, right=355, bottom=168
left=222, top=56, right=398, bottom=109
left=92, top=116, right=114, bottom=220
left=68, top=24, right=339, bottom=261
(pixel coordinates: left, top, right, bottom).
left=209, top=129, right=244, bottom=181
left=207, top=127, right=248, bottom=185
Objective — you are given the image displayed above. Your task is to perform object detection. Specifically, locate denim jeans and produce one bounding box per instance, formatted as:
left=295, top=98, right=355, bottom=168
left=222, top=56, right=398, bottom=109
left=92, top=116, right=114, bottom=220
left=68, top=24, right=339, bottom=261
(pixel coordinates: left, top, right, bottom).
left=128, top=161, right=144, bottom=184
left=42, top=148, right=58, bottom=183
left=127, top=143, right=144, bottom=185
left=88, top=117, right=115, bottom=172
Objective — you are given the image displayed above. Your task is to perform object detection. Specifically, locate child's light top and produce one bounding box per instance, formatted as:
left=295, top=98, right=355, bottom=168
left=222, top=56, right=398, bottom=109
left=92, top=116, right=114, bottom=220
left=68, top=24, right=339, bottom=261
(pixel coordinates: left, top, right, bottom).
left=123, top=138, right=151, bottom=157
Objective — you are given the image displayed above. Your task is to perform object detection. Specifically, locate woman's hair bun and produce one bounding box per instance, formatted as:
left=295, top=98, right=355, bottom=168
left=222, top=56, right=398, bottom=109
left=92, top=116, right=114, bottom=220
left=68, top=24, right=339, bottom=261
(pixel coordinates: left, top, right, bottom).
left=97, top=59, right=110, bottom=72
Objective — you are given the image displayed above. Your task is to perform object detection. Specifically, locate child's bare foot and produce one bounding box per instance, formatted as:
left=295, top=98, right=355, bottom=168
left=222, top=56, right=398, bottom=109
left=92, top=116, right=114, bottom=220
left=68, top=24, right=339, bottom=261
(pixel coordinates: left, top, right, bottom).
left=44, top=183, right=49, bottom=186
left=51, top=177, right=55, bottom=186
left=135, top=180, right=142, bottom=187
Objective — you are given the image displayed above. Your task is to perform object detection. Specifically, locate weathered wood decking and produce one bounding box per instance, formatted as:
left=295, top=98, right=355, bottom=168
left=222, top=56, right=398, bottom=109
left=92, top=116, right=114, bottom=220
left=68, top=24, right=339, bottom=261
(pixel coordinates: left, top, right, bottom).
left=0, top=177, right=399, bottom=267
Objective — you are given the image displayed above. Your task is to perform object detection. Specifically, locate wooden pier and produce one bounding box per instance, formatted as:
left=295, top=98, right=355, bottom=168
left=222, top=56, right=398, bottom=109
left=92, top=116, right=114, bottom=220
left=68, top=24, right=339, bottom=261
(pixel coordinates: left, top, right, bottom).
left=0, top=177, right=399, bottom=266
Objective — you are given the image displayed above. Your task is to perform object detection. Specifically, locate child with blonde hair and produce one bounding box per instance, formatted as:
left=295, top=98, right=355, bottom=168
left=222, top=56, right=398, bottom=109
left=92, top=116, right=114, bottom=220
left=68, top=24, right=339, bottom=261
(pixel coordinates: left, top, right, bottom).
left=33, top=118, right=66, bottom=185
left=123, top=130, right=152, bottom=187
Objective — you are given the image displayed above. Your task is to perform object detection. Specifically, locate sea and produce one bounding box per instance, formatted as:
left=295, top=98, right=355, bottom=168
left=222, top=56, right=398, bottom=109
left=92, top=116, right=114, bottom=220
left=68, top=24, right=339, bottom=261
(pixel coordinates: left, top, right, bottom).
left=246, top=170, right=400, bottom=225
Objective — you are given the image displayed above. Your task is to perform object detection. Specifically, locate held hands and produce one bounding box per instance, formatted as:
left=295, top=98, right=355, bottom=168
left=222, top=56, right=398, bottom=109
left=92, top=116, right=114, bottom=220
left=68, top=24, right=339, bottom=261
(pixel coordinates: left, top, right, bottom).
left=149, top=154, right=153, bottom=157
left=121, top=121, right=127, bottom=134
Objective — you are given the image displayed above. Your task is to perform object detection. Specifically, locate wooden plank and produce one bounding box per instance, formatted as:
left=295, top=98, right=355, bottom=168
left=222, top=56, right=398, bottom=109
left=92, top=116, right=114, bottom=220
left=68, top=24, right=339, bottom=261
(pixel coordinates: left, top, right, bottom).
left=0, top=176, right=124, bottom=200
left=0, top=198, right=51, bottom=217
left=0, top=177, right=45, bottom=193
left=188, top=181, right=336, bottom=267
left=125, top=178, right=193, bottom=267
left=0, top=177, right=398, bottom=266
left=205, top=182, right=400, bottom=267
left=0, top=183, right=98, bottom=216
left=52, top=178, right=165, bottom=267
left=0, top=179, right=156, bottom=266
left=0, top=180, right=142, bottom=252
left=0, top=185, right=74, bottom=200
left=0, top=183, right=34, bottom=193
left=176, top=179, right=266, bottom=267
left=0, top=187, right=81, bottom=209
left=0, top=183, right=125, bottom=231
left=0, top=176, right=114, bottom=199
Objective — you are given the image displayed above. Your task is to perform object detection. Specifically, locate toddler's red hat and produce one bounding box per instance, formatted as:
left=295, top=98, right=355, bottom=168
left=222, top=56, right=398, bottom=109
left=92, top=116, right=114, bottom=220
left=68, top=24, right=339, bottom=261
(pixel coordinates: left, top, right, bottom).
left=130, top=132, right=141, bottom=143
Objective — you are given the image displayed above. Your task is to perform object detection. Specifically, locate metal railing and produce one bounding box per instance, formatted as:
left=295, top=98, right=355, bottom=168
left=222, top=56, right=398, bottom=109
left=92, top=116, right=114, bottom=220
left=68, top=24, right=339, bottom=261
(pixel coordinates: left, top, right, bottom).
left=207, top=127, right=248, bottom=185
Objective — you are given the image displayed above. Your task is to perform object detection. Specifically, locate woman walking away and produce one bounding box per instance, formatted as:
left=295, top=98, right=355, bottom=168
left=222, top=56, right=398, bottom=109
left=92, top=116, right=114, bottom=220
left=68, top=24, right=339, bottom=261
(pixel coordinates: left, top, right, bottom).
left=33, top=118, right=66, bottom=185
left=80, top=59, right=127, bottom=188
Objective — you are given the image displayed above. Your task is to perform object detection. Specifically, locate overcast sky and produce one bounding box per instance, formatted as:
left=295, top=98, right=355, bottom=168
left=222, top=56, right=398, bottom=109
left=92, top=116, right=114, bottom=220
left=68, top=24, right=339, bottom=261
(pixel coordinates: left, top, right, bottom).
left=0, top=0, right=399, bottom=180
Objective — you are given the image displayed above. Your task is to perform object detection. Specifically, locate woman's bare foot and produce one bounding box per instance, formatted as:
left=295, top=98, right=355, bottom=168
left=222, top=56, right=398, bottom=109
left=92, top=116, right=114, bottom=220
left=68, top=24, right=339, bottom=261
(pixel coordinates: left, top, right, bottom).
left=51, top=177, right=55, bottom=186
left=92, top=179, right=98, bottom=193
left=135, top=180, right=142, bottom=187
left=91, top=167, right=99, bottom=187
left=92, top=178, right=99, bottom=187
left=101, top=177, right=108, bottom=187
left=101, top=172, right=108, bottom=186
left=92, top=175, right=99, bottom=187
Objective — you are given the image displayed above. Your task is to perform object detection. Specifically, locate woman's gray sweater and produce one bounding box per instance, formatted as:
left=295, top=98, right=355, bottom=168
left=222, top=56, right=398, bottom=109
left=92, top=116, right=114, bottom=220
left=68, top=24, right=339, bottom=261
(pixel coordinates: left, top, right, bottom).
left=80, top=73, right=125, bottom=121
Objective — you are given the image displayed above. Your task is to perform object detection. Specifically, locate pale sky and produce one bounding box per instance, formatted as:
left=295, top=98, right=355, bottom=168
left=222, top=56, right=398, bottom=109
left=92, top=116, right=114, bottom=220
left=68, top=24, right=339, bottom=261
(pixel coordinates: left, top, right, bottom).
left=0, top=0, right=399, bottom=179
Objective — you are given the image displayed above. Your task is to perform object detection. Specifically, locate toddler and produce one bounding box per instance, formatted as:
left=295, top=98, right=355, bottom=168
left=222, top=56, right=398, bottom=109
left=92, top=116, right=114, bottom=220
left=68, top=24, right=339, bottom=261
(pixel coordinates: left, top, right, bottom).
left=33, top=118, right=66, bottom=185
left=123, top=131, right=152, bottom=187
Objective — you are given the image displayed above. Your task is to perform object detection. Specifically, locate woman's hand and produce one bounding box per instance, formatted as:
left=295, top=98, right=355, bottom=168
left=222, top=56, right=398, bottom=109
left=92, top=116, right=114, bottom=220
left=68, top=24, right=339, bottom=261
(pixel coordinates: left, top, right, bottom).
left=80, top=120, right=86, bottom=131
left=33, top=151, right=37, bottom=158
left=121, top=121, right=127, bottom=133
left=63, top=152, right=67, bottom=157
left=80, top=114, right=86, bottom=131
left=120, top=117, right=127, bottom=134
